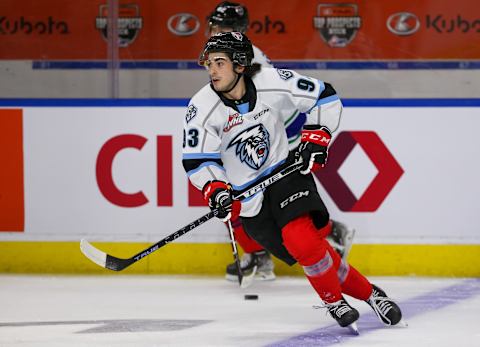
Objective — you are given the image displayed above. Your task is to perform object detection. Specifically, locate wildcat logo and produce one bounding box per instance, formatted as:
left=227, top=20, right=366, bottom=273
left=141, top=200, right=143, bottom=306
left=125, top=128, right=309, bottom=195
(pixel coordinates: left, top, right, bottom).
left=276, top=69, right=293, bottom=80
left=223, top=113, right=243, bottom=132
left=185, top=104, right=197, bottom=123
left=227, top=124, right=270, bottom=170
left=280, top=190, right=310, bottom=209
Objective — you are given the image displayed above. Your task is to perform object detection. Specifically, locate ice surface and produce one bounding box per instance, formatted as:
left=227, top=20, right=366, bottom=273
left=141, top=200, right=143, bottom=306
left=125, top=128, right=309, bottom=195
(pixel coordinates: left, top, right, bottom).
left=0, top=275, right=479, bottom=346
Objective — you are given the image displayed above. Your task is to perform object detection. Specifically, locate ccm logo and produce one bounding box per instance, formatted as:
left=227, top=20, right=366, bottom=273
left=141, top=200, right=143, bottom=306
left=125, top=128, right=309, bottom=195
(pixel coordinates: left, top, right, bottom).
left=301, top=132, right=330, bottom=145
left=280, top=190, right=310, bottom=209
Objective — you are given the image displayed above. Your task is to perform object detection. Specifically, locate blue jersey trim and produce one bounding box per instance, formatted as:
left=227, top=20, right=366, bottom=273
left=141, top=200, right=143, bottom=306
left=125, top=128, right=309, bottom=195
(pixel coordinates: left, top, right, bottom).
left=186, top=161, right=225, bottom=177
left=182, top=153, right=221, bottom=160
left=237, top=102, right=249, bottom=115
left=285, top=112, right=306, bottom=139
left=316, top=94, right=340, bottom=106
left=231, top=159, right=286, bottom=191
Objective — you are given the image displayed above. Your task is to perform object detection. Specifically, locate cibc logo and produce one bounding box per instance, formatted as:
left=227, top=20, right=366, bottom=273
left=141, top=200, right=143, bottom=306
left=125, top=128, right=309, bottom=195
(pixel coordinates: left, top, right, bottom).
left=315, top=131, right=404, bottom=212
left=167, top=13, right=200, bottom=36
left=387, top=12, right=420, bottom=36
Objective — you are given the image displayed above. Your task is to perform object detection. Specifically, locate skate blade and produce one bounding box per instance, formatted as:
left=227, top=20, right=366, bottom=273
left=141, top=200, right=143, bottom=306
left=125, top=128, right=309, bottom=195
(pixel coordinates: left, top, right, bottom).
left=396, top=319, right=408, bottom=328
left=347, top=322, right=359, bottom=335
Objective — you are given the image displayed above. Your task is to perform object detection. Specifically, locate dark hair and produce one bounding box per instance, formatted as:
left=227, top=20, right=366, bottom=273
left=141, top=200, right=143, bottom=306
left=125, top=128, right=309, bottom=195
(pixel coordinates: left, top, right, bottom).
left=199, top=32, right=254, bottom=67
left=244, top=63, right=261, bottom=78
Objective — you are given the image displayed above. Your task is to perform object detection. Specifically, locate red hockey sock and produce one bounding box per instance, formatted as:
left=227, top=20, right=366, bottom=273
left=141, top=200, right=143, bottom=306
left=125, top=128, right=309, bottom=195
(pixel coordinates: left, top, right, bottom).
left=282, top=214, right=342, bottom=303
left=321, top=244, right=372, bottom=301
left=317, top=220, right=333, bottom=238
left=229, top=218, right=264, bottom=253
left=339, top=264, right=373, bottom=301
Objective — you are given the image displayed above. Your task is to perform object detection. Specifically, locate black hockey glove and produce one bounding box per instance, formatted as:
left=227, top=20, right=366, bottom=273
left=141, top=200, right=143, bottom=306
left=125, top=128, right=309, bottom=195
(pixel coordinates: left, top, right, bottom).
left=298, top=125, right=332, bottom=175
left=202, top=180, right=241, bottom=222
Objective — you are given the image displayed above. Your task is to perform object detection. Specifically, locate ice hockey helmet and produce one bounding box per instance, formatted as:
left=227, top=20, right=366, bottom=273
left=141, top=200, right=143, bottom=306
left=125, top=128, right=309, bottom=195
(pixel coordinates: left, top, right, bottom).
left=199, top=32, right=254, bottom=67
left=207, top=2, right=249, bottom=33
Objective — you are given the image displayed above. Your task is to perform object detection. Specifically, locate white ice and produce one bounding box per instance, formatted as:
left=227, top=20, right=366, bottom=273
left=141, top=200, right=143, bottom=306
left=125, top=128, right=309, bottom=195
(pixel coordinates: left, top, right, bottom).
left=0, top=275, right=479, bottom=346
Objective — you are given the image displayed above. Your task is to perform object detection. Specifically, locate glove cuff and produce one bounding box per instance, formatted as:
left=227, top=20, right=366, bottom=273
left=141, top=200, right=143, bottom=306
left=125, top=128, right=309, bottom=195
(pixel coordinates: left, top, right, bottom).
left=301, top=126, right=332, bottom=146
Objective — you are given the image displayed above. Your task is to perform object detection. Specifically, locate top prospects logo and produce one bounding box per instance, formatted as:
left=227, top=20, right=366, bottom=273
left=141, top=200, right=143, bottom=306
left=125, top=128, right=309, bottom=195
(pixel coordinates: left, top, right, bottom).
left=313, top=3, right=361, bottom=47
left=95, top=4, right=143, bottom=47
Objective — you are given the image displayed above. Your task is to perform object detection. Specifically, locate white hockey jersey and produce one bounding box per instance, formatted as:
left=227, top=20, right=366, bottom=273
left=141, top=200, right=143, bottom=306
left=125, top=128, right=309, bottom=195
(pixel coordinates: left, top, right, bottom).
left=183, top=67, right=342, bottom=217
left=252, top=44, right=273, bottom=67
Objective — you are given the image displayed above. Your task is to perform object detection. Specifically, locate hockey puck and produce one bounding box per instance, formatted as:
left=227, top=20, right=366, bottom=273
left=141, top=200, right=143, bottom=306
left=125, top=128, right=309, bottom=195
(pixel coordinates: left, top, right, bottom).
left=244, top=294, right=259, bottom=300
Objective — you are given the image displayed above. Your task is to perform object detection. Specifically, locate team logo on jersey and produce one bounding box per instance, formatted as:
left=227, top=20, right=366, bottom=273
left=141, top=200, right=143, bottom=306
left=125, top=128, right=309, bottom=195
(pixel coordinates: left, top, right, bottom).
left=223, top=113, right=243, bottom=132
left=313, top=3, right=361, bottom=48
left=276, top=69, right=293, bottom=80
left=227, top=124, right=270, bottom=170
left=185, top=104, right=197, bottom=123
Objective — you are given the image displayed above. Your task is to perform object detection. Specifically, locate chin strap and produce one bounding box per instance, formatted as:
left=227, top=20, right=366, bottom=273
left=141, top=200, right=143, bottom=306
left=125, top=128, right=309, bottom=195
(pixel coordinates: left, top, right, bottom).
left=222, top=72, right=243, bottom=94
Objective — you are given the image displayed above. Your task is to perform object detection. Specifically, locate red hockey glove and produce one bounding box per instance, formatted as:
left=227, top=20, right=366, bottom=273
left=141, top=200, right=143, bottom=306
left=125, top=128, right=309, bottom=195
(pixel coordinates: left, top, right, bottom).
left=202, top=181, right=241, bottom=222
left=298, top=125, right=332, bottom=175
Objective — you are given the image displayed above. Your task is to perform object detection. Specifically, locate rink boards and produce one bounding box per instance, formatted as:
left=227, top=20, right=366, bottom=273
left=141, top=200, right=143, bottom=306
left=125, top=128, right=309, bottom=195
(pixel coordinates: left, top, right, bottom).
left=0, top=99, right=479, bottom=275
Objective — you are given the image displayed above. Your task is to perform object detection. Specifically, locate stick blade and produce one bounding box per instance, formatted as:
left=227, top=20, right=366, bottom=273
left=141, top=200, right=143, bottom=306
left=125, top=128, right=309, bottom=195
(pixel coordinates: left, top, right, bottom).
left=240, top=265, right=257, bottom=289
left=80, top=239, right=107, bottom=269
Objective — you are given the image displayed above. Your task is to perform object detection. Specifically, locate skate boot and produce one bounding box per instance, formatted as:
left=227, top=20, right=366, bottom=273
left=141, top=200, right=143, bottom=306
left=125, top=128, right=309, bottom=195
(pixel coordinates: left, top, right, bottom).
left=225, top=250, right=275, bottom=282
left=326, top=220, right=355, bottom=260
left=366, top=284, right=403, bottom=326
left=321, top=297, right=359, bottom=333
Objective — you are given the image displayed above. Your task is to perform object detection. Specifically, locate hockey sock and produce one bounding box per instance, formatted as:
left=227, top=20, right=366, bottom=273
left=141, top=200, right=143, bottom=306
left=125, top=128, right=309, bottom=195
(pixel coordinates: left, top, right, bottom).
left=317, top=219, right=333, bottom=238
left=229, top=217, right=264, bottom=253
left=339, top=263, right=373, bottom=301
left=323, top=245, right=373, bottom=300
left=282, top=214, right=342, bottom=303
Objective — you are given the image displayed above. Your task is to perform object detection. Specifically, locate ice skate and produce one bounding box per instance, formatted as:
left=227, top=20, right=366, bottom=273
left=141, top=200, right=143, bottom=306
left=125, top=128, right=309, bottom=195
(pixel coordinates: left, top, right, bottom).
left=225, top=250, right=275, bottom=282
left=326, top=220, right=355, bottom=260
left=315, top=297, right=360, bottom=334
left=366, top=284, right=406, bottom=327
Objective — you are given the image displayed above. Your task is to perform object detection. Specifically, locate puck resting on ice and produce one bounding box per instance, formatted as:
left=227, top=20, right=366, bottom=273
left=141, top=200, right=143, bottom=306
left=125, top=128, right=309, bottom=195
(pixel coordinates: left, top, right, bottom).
left=244, top=294, right=259, bottom=300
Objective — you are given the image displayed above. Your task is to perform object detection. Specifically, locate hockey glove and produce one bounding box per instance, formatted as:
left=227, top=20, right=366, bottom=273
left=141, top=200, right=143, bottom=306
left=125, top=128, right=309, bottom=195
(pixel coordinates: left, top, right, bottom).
left=202, top=181, right=241, bottom=222
left=298, top=125, right=332, bottom=175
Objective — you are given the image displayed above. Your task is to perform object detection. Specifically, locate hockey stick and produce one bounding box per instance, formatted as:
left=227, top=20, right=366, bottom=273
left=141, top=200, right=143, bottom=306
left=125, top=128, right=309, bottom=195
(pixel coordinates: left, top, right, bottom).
left=226, top=219, right=257, bottom=289
left=80, top=159, right=303, bottom=271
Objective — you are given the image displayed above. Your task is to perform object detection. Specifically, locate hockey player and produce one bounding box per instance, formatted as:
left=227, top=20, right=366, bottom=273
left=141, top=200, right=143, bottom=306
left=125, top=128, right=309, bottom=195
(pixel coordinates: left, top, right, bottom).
left=206, top=1, right=355, bottom=282
left=182, top=32, right=403, bottom=330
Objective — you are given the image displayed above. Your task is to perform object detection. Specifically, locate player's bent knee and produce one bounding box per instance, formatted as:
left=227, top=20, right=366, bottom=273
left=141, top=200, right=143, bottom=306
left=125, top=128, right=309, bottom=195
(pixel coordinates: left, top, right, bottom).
left=282, top=214, right=329, bottom=265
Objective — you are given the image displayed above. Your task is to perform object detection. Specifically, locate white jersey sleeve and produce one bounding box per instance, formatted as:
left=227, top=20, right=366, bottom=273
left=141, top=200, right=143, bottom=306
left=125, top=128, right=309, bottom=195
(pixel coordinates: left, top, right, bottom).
left=182, top=85, right=229, bottom=191
left=252, top=44, right=273, bottom=68
left=253, top=68, right=323, bottom=114
left=304, top=82, right=343, bottom=133
left=253, top=67, right=342, bottom=150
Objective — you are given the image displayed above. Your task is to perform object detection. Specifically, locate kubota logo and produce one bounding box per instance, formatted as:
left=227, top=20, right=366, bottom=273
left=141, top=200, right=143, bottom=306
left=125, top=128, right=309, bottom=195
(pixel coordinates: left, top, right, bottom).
left=315, top=131, right=403, bottom=212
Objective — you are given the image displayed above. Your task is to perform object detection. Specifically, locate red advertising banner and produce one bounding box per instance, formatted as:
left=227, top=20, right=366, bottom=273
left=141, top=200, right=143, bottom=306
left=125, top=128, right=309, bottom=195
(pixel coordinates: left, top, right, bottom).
left=0, top=109, right=24, bottom=232
left=0, top=0, right=479, bottom=60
